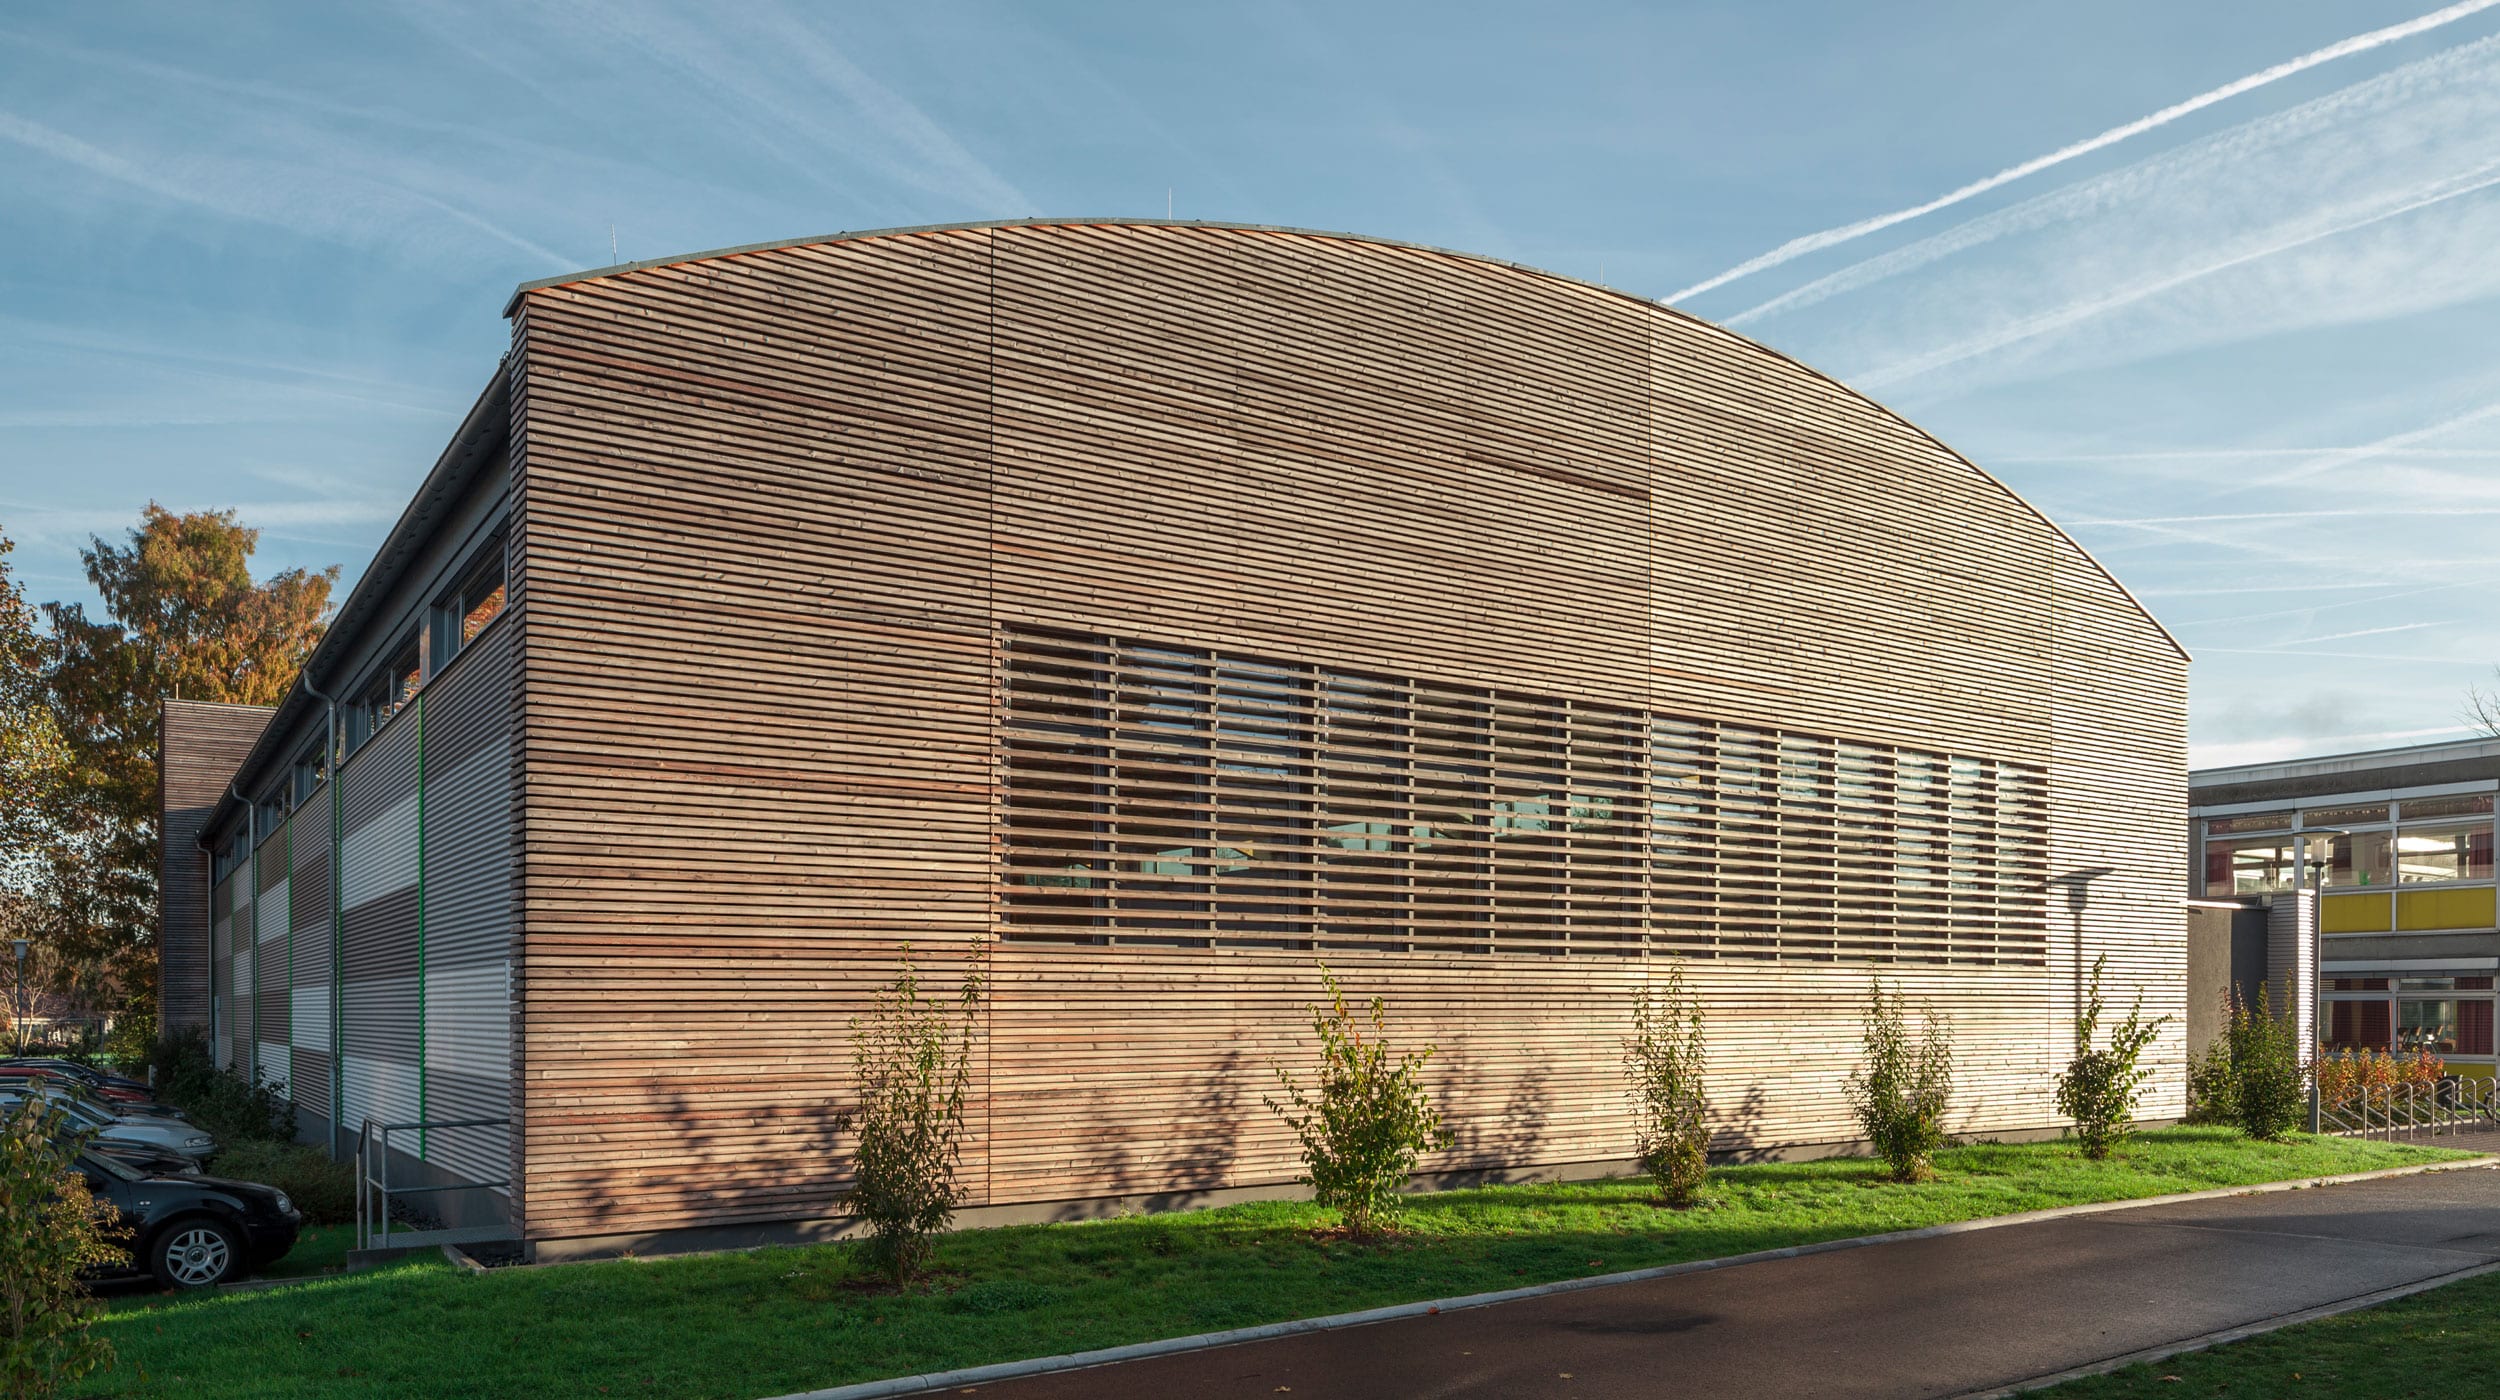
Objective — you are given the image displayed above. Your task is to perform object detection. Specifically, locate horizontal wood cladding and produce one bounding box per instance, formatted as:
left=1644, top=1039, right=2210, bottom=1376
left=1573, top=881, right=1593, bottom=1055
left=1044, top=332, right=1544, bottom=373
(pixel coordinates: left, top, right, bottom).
left=514, top=232, right=999, bottom=1241
left=508, top=222, right=2186, bottom=1242
left=158, top=701, right=274, bottom=1037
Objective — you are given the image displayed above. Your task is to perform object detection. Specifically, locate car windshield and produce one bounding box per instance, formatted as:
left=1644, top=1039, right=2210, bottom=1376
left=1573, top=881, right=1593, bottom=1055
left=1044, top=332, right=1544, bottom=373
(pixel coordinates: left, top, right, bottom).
left=1, top=1094, right=110, bottom=1127
left=79, top=1150, right=143, bottom=1182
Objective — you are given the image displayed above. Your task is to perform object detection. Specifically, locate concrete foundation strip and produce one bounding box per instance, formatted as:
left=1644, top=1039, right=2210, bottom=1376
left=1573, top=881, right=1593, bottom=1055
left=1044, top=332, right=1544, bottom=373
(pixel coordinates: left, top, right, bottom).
left=757, top=1155, right=2500, bottom=1400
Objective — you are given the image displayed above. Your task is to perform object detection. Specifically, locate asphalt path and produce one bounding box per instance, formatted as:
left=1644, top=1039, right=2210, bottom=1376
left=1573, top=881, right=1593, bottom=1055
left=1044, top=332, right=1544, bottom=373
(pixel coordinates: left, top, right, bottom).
left=960, top=1165, right=2500, bottom=1400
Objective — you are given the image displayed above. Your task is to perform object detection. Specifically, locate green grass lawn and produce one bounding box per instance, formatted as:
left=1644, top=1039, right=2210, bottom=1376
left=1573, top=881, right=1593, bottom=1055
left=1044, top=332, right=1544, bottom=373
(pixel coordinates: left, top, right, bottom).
left=69, top=1129, right=2479, bottom=1400
left=2039, top=1263, right=2500, bottom=1398
left=256, top=1224, right=355, bottom=1281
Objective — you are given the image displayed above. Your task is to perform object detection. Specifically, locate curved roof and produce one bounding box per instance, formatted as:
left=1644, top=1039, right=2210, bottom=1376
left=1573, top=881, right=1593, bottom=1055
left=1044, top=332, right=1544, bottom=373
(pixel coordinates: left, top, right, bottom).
left=511, top=218, right=2185, bottom=663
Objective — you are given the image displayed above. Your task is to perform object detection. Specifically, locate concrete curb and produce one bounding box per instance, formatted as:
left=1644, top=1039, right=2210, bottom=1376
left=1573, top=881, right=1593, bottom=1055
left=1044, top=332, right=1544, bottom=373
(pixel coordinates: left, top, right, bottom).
left=1952, top=1257, right=2500, bottom=1399
left=756, top=1154, right=2499, bottom=1400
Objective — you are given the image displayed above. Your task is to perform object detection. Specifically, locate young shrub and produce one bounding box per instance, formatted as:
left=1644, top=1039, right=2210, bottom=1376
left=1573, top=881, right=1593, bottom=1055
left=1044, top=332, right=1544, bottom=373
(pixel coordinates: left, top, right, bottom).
left=146, top=1027, right=292, bottom=1144
left=1623, top=966, right=1711, bottom=1205
left=2182, top=991, right=2241, bottom=1127
left=2054, top=955, right=2171, bottom=1160
left=2224, top=986, right=2306, bottom=1142
left=207, top=1141, right=357, bottom=1226
left=1845, top=979, right=1955, bottom=1183
left=0, top=1097, right=123, bottom=1399
left=832, top=958, right=984, bottom=1283
left=1265, top=966, right=1454, bottom=1240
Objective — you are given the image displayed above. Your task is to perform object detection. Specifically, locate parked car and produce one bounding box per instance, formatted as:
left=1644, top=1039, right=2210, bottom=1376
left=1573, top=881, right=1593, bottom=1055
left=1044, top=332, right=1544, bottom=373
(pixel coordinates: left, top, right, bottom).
left=0, top=1088, right=216, bottom=1165
left=0, top=1062, right=153, bottom=1106
left=74, top=1150, right=301, bottom=1289
left=2, top=1058, right=153, bottom=1098
left=85, top=1138, right=202, bottom=1176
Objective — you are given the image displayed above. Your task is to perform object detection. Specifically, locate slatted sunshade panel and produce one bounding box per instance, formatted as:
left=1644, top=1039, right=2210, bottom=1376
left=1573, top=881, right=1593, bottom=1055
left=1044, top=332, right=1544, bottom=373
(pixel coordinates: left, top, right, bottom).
left=1004, top=626, right=2047, bottom=967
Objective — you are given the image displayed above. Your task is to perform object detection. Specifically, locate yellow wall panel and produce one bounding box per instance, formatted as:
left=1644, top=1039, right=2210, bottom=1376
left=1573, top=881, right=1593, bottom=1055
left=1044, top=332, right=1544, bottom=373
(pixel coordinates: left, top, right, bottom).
left=2321, top=892, right=2393, bottom=934
left=2395, top=886, right=2497, bottom=932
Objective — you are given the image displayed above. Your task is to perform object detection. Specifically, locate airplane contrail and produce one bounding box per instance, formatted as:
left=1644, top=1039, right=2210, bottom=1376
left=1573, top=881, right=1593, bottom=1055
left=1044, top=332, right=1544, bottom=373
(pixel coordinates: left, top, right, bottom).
left=1662, top=0, right=2500, bottom=304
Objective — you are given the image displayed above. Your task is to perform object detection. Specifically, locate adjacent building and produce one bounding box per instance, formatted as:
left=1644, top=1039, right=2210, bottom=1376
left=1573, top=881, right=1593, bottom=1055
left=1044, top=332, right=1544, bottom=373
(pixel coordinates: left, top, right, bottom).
left=160, top=220, right=2190, bottom=1259
left=2189, top=736, right=2499, bottom=1079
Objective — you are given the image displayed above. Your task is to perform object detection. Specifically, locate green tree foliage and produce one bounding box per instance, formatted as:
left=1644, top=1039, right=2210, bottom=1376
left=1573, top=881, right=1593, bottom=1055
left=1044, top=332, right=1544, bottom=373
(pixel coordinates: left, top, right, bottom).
left=1265, top=967, right=1455, bottom=1240
left=2054, top=955, right=2171, bottom=1159
left=832, top=959, right=983, bottom=1282
left=1623, top=966, right=1711, bottom=1205
left=0, top=1096, right=123, bottom=1399
left=1845, top=979, right=1956, bottom=1183
left=32, top=506, right=336, bottom=1004
left=2223, top=986, right=2308, bottom=1142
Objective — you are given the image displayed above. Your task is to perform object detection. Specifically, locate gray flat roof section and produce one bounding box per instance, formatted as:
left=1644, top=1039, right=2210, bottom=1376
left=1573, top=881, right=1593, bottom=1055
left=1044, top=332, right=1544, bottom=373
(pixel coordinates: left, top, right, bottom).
left=2191, top=734, right=2500, bottom=810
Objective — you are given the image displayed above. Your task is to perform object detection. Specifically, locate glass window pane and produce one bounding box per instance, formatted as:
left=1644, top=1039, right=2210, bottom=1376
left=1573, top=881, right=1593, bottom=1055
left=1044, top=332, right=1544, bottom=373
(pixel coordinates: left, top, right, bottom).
left=2463, top=1001, right=2495, bottom=1057
left=2327, top=999, right=2392, bottom=1052
left=2321, top=830, right=2393, bottom=888
left=2394, top=820, right=2494, bottom=884
left=2399, top=999, right=2462, bottom=1055
left=2205, top=835, right=2297, bottom=896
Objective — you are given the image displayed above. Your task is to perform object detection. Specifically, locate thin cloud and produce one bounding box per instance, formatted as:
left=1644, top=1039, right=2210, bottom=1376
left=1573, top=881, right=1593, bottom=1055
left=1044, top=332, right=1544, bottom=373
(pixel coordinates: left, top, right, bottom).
left=1995, top=446, right=2498, bottom=463
left=2173, top=582, right=2480, bottom=629
left=2251, top=398, right=2500, bottom=490
left=1853, top=153, right=2500, bottom=390
left=532, top=0, right=1027, bottom=220
left=1726, top=32, right=2500, bottom=402
left=1666, top=0, right=2500, bottom=303
left=2193, top=724, right=2479, bottom=768
left=0, top=106, right=574, bottom=270
left=2077, top=507, right=2500, bottom=525
left=2210, top=621, right=2452, bottom=652
left=2200, top=650, right=2491, bottom=663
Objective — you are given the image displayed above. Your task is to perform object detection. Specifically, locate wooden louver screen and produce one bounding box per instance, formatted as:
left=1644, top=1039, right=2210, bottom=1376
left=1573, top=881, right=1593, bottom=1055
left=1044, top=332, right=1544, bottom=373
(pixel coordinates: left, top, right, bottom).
left=1002, top=627, right=2049, bottom=966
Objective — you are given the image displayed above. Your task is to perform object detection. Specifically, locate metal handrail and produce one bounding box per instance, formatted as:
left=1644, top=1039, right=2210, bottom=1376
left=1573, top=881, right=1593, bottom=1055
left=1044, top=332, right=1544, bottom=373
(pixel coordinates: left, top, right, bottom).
left=356, top=1116, right=513, bottom=1252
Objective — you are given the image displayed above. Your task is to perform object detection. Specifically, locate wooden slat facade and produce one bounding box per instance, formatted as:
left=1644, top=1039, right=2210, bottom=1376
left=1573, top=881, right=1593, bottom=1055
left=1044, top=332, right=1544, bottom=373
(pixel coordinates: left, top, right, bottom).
left=158, top=701, right=276, bottom=1037
left=497, top=222, right=2189, bottom=1247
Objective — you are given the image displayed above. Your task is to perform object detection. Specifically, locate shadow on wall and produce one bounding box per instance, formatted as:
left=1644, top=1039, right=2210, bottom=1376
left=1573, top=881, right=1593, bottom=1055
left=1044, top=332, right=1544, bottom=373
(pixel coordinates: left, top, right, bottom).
left=1712, top=1083, right=1776, bottom=1164
left=1038, top=1047, right=1254, bottom=1222
left=2052, top=866, right=2120, bottom=1019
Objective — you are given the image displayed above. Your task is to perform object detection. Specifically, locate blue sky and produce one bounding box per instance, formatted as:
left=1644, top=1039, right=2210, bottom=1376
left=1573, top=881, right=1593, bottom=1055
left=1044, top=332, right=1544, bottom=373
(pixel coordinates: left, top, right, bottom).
left=3, top=0, right=2497, bottom=768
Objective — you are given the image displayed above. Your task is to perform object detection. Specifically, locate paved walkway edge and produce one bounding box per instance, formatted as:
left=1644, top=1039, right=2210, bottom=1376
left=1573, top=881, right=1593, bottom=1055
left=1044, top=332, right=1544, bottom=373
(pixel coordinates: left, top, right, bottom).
left=1954, top=1256, right=2500, bottom=1399
left=760, top=1155, right=2498, bottom=1400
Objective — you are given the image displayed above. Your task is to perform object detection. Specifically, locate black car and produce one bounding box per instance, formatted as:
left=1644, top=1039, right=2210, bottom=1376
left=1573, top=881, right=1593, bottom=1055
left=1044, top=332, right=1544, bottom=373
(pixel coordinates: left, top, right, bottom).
left=76, top=1150, right=302, bottom=1289
left=86, top=1139, right=202, bottom=1177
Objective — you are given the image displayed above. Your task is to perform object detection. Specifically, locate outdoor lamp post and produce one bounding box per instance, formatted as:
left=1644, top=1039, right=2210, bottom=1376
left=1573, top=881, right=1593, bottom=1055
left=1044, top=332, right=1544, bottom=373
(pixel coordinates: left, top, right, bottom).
left=2297, top=828, right=2346, bottom=1133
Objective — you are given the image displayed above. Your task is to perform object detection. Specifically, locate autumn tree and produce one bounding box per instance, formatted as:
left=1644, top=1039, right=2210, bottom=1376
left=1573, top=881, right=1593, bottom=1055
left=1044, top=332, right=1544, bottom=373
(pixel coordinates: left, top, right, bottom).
left=0, top=529, right=67, bottom=952
left=32, top=506, right=336, bottom=1006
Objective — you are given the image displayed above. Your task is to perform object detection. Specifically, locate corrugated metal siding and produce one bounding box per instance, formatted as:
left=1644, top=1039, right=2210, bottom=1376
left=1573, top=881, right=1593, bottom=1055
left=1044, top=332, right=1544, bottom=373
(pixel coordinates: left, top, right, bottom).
left=290, top=801, right=334, bottom=1057
left=340, top=705, right=424, bottom=1137
left=232, top=944, right=253, bottom=1079
left=311, top=619, right=520, bottom=1199
left=228, top=870, right=253, bottom=1077
left=420, top=622, right=517, bottom=1189
left=209, top=880, right=233, bottom=1070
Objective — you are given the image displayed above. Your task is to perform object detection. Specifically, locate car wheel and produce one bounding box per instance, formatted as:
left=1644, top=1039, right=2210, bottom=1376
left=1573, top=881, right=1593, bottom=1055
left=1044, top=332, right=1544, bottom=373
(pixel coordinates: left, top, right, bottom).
left=150, top=1217, right=243, bottom=1290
